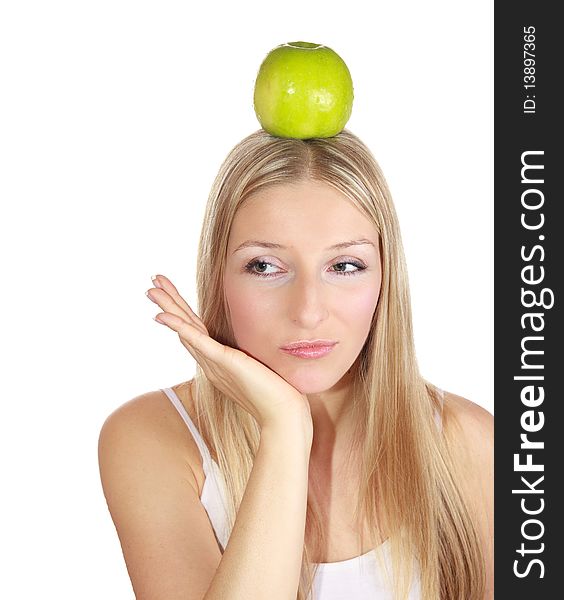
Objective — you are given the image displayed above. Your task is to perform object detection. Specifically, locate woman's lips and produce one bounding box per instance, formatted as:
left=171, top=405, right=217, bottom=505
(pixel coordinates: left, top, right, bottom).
left=280, top=342, right=337, bottom=359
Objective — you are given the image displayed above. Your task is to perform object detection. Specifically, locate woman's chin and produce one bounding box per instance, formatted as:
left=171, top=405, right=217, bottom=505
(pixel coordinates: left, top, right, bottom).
left=278, top=369, right=343, bottom=396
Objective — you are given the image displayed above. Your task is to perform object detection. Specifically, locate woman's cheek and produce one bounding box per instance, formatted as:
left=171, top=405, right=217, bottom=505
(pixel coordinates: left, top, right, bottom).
left=363, top=285, right=381, bottom=317
left=227, top=287, right=278, bottom=347
left=346, top=282, right=381, bottom=329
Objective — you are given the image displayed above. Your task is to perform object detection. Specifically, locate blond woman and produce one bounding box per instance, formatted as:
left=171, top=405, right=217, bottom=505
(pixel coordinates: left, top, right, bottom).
left=98, top=129, right=493, bottom=600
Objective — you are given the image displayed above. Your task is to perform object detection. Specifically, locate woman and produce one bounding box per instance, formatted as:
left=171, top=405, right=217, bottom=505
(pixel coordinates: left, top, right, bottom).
left=98, top=129, right=493, bottom=600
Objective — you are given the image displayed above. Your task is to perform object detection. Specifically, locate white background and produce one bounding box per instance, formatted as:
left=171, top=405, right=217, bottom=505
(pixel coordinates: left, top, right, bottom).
left=0, top=1, right=493, bottom=597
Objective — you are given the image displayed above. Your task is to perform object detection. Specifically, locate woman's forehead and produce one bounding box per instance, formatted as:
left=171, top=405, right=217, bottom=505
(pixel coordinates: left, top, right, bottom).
left=229, top=181, right=377, bottom=245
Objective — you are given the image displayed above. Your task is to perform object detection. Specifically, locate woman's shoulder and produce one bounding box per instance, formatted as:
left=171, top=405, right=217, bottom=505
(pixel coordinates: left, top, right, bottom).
left=442, top=390, right=493, bottom=445
left=441, top=391, right=494, bottom=597
left=441, top=390, right=493, bottom=493
left=100, top=380, right=196, bottom=438
left=98, top=383, right=225, bottom=595
left=98, top=379, right=202, bottom=494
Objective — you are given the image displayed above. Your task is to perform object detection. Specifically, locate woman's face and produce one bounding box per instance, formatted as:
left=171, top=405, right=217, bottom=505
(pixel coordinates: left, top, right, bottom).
left=223, top=179, right=382, bottom=395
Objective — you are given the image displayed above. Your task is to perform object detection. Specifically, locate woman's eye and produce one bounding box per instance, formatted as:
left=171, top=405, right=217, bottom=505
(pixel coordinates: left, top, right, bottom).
left=243, top=259, right=367, bottom=278
left=244, top=260, right=280, bottom=277
left=330, top=261, right=366, bottom=276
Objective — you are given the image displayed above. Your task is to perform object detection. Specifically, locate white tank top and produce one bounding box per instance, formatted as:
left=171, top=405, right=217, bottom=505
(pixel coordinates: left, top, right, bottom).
left=161, top=386, right=441, bottom=599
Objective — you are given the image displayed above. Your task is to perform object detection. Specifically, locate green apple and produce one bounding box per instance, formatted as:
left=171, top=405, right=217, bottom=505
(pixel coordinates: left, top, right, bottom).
left=253, top=41, right=354, bottom=139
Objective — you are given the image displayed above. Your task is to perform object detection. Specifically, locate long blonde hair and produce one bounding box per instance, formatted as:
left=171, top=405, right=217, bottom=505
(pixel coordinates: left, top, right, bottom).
left=191, top=129, right=485, bottom=599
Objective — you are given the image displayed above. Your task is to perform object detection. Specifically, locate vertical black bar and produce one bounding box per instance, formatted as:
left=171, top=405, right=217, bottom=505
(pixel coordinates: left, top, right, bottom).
left=495, top=2, right=562, bottom=597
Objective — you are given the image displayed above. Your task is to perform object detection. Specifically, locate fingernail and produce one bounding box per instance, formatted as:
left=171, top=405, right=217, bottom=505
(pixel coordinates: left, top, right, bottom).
left=153, top=315, right=164, bottom=324
left=151, top=274, right=163, bottom=289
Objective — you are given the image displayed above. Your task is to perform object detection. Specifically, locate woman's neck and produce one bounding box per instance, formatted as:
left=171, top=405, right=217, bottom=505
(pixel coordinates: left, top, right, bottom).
left=307, top=371, right=361, bottom=467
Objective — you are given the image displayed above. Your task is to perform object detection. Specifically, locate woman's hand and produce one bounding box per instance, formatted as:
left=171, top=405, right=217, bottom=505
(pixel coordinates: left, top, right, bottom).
left=146, top=274, right=312, bottom=433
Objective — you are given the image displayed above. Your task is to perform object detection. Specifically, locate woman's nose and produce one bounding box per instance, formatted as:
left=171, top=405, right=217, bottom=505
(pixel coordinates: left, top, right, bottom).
left=288, top=273, right=330, bottom=328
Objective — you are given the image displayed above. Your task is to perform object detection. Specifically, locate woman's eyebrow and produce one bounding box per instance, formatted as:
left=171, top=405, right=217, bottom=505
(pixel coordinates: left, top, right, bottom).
left=232, top=238, right=375, bottom=254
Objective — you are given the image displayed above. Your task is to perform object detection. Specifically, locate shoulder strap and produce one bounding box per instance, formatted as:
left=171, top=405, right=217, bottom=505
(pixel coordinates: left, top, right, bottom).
left=161, top=387, right=215, bottom=474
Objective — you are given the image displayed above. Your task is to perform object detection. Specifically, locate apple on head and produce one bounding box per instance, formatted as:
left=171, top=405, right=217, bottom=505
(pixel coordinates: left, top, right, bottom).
left=253, top=41, right=354, bottom=139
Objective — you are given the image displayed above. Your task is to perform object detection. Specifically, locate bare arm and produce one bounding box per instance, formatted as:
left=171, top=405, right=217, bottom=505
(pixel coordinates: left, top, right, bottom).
left=99, top=397, right=312, bottom=600
left=204, top=414, right=312, bottom=600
